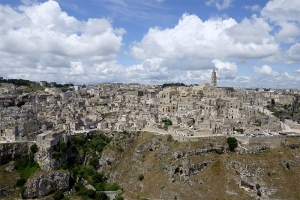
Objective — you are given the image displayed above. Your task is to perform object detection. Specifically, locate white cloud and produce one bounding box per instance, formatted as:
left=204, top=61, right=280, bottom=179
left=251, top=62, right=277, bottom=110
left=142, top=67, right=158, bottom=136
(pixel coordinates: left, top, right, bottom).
left=253, top=65, right=280, bottom=76
left=244, top=4, right=261, bottom=12
left=261, top=0, right=300, bottom=44
left=212, top=59, right=237, bottom=79
left=205, top=0, right=233, bottom=10
left=130, top=14, right=279, bottom=71
left=286, top=43, right=300, bottom=64
left=261, top=0, right=300, bottom=23
left=0, top=0, right=124, bottom=83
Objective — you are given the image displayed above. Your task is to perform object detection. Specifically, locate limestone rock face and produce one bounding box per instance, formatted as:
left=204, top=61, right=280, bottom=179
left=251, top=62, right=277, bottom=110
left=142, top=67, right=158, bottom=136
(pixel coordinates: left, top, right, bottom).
left=35, top=148, right=52, bottom=171
left=22, top=171, right=70, bottom=199
left=188, top=142, right=227, bottom=156
left=0, top=143, right=28, bottom=164
left=35, top=147, right=79, bottom=171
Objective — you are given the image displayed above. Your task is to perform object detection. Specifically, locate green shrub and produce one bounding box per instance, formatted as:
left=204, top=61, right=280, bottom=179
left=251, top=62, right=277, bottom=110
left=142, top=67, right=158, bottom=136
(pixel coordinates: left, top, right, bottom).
left=138, top=174, right=144, bottom=181
left=167, top=135, right=173, bottom=142
left=256, top=183, right=261, bottom=190
left=257, top=190, right=261, bottom=196
left=105, top=183, right=121, bottom=191
left=86, top=189, right=96, bottom=199
left=53, top=190, right=64, bottom=200
left=95, top=192, right=109, bottom=200
left=16, top=178, right=26, bottom=187
left=227, top=137, right=238, bottom=151
left=115, top=196, right=124, bottom=200
left=95, top=183, right=106, bottom=191
left=30, top=144, right=38, bottom=153
left=89, top=157, right=99, bottom=169
left=15, top=154, right=40, bottom=179
left=92, top=173, right=104, bottom=183
left=162, top=119, right=172, bottom=130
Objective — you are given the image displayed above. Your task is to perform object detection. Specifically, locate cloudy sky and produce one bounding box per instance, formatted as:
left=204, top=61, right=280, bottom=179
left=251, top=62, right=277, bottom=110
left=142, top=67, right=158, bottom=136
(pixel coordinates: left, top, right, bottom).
left=0, top=0, right=299, bottom=88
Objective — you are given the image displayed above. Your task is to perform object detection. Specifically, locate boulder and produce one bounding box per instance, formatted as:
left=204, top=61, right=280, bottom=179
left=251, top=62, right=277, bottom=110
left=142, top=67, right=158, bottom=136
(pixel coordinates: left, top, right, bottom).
left=22, top=171, right=70, bottom=199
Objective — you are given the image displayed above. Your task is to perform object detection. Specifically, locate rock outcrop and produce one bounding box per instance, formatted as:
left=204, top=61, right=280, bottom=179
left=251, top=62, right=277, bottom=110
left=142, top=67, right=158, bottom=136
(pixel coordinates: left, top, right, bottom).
left=0, top=143, right=29, bottom=164
left=35, top=147, right=79, bottom=171
left=0, top=186, right=15, bottom=199
left=22, top=171, right=70, bottom=199
left=167, top=156, right=213, bottom=183
left=188, top=142, right=227, bottom=156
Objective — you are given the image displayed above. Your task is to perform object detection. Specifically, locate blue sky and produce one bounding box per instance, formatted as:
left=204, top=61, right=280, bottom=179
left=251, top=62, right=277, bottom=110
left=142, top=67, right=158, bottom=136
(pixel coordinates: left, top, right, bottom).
left=0, top=0, right=299, bottom=88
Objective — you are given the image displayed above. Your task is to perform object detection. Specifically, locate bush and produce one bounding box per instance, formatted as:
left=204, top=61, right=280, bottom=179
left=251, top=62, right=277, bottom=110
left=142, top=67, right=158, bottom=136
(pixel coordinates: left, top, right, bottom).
left=138, top=174, right=144, bottom=181
left=53, top=190, right=64, bottom=200
left=227, top=137, right=238, bottom=151
left=74, top=182, right=84, bottom=192
left=105, top=183, right=121, bottom=191
left=162, top=119, right=172, bottom=130
left=115, top=196, right=124, bottom=200
left=16, top=178, right=26, bottom=187
left=15, top=154, right=40, bottom=179
left=257, top=190, right=261, bottom=196
left=30, top=144, right=38, bottom=153
left=256, top=183, right=261, bottom=190
left=95, top=192, right=109, bottom=200
left=89, top=157, right=99, bottom=169
left=92, top=173, right=104, bottom=183
left=86, top=189, right=96, bottom=199
left=167, top=135, right=173, bottom=142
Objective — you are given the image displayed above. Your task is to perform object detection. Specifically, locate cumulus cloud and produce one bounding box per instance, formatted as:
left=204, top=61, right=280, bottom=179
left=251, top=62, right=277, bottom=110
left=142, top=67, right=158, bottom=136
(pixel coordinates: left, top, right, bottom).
left=212, top=59, right=237, bottom=79
left=0, top=0, right=124, bottom=83
left=205, top=0, right=233, bottom=10
left=130, top=14, right=279, bottom=71
left=261, top=0, right=300, bottom=23
left=286, top=43, right=300, bottom=64
left=253, top=65, right=280, bottom=76
left=261, top=0, right=300, bottom=43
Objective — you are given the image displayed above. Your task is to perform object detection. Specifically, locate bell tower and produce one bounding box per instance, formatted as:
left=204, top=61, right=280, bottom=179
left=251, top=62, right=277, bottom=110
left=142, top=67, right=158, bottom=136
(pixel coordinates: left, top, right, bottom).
left=211, top=69, right=217, bottom=87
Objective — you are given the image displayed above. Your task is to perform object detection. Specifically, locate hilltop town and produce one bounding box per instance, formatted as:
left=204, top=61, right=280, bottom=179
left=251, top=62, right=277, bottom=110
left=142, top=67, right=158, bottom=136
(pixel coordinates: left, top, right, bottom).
left=1, top=71, right=300, bottom=199
left=0, top=70, right=300, bottom=148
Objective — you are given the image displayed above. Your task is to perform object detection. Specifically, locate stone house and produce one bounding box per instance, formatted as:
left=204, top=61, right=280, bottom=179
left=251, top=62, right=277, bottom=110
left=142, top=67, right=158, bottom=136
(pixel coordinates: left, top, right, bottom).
left=36, top=130, right=68, bottom=148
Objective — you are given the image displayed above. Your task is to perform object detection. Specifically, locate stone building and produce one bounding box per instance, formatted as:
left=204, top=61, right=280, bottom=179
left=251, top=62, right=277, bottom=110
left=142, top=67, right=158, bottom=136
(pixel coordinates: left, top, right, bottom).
left=36, top=130, right=68, bottom=148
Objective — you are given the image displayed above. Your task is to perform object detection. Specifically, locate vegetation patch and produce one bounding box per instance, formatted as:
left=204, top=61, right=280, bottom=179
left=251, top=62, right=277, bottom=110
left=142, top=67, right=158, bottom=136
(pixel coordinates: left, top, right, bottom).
left=14, top=154, right=40, bottom=180
left=227, top=137, right=238, bottom=151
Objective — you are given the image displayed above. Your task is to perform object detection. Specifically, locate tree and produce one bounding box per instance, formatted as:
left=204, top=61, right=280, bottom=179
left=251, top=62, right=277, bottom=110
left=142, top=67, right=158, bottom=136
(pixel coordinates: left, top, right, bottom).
left=30, top=144, right=38, bottom=153
left=227, top=137, right=238, bottom=151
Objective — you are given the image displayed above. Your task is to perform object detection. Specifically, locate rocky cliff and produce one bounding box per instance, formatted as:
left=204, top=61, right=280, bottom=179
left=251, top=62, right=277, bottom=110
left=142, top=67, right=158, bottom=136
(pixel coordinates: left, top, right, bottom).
left=0, top=143, right=29, bottom=164
left=22, top=170, right=70, bottom=199
left=99, top=134, right=300, bottom=200
left=35, top=146, right=79, bottom=171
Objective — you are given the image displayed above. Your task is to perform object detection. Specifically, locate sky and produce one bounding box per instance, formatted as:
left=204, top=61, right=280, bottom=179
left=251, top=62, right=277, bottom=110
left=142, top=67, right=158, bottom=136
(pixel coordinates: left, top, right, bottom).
left=0, top=0, right=299, bottom=88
